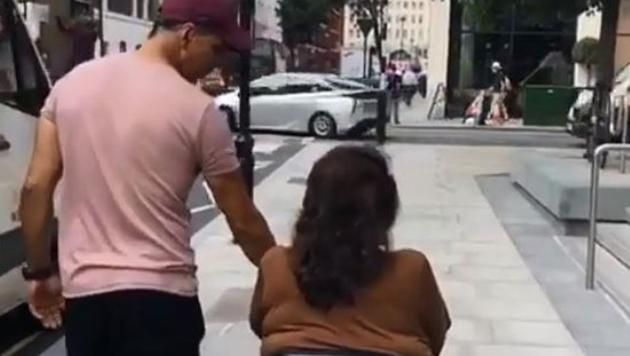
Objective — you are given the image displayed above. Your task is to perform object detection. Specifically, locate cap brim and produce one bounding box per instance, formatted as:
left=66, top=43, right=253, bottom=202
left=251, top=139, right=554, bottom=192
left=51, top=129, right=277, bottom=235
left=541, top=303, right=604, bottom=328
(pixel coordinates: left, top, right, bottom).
left=223, top=27, right=251, bottom=52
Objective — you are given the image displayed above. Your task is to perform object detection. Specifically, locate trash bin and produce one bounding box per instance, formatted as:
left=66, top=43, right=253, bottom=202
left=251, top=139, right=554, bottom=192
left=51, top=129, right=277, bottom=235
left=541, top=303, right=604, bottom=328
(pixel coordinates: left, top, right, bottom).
left=522, top=86, right=578, bottom=127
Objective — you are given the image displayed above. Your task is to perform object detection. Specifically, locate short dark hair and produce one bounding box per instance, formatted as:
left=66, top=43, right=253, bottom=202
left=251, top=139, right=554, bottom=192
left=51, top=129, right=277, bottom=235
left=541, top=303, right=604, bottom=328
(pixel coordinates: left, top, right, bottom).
left=292, top=145, right=400, bottom=310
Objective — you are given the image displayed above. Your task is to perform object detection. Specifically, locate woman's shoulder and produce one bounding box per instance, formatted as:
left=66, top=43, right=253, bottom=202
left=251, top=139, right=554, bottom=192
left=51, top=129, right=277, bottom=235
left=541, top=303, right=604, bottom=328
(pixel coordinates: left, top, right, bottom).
left=260, top=245, right=294, bottom=273
left=389, top=249, right=432, bottom=273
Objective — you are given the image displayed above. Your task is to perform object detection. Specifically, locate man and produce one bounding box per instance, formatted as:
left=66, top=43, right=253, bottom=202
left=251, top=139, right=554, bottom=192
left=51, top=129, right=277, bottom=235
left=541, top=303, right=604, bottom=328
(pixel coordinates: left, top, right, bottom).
left=56, top=3, right=99, bottom=75
left=489, top=61, right=510, bottom=125
left=385, top=63, right=402, bottom=125
left=19, top=0, right=276, bottom=355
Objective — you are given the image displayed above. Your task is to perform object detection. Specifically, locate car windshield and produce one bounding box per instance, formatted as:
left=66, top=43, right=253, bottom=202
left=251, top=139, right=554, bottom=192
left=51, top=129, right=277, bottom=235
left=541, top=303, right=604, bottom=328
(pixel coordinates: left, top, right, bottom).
left=324, top=77, right=368, bottom=90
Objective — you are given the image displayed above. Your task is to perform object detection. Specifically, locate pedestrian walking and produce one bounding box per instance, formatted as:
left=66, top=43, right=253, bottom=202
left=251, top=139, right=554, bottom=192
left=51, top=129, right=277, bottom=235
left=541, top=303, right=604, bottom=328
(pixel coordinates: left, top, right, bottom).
left=19, top=1, right=276, bottom=355
left=488, top=61, right=511, bottom=125
left=386, top=63, right=402, bottom=125
left=402, top=69, right=418, bottom=107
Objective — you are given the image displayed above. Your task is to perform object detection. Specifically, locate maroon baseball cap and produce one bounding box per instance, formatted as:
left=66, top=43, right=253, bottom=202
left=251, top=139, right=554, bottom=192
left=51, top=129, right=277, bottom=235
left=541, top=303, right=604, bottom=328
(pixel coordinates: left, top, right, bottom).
left=161, top=0, right=250, bottom=51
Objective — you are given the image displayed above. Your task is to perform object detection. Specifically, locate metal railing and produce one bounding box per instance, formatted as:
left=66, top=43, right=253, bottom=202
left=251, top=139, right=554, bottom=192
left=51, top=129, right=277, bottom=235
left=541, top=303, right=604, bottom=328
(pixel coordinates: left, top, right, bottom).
left=586, top=143, right=630, bottom=289
left=612, top=95, right=629, bottom=173
left=621, top=96, right=629, bottom=173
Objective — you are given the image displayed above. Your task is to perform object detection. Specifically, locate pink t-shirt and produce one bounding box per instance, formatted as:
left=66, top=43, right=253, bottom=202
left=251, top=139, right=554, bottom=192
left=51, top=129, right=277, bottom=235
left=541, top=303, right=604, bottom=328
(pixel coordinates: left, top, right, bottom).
left=41, top=53, right=239, bottom=298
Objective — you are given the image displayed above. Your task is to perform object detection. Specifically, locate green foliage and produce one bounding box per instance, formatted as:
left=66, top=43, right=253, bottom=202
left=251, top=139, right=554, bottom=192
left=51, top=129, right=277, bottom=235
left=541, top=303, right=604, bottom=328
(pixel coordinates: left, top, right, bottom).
left=572, top=37, right=600, bottom=65
left=276, top=0, right=333, bottom=50
left=460, top=0, right=596, bottom=31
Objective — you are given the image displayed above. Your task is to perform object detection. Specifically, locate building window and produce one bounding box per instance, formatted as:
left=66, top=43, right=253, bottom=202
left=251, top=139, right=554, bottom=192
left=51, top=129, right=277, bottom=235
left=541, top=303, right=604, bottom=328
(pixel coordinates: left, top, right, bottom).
left=349, top=29, right=354, bottom=38
left=403, top=1, right=408, bottom=9
left=119, top=41, right=127, bottom=53
left=136, top=0, right=145, bottom=19
left=419, top=2, right=424, bottom=10
left=395, top=29, right=400, bottom=38
left=419, top=15, right=423, bottom=24
left=402, top=29, right=407, bottom=38
left=411, top=15, right=416, bottom=23
left=148, top=0, right=160, bottom=21
left=412, top=2, right=416, bottom=9
left=108, top=0, right=133, bottom=16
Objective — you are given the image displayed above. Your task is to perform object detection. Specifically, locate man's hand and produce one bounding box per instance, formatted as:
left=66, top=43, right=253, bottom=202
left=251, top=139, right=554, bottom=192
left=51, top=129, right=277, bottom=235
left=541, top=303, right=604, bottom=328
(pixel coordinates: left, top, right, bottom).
left=27, top=275, right=65, bottom=330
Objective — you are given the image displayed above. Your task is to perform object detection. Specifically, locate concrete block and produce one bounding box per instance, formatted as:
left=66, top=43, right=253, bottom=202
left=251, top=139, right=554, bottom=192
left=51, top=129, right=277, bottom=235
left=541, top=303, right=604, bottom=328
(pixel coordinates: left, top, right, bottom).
left=512, top=153, right=630, bottom=221
left=626, top=207, right=630, bottom=224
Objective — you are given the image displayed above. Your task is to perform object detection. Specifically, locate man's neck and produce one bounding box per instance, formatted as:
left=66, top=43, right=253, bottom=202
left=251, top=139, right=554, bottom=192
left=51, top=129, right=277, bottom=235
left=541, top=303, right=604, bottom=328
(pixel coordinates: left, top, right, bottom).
left=136, top=37, right=178, bottom=69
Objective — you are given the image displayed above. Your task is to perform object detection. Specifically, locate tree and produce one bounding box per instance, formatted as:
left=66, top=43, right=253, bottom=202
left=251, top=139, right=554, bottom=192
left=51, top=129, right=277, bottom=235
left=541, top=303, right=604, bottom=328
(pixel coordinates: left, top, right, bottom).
left=346, top=0, right=388, bottom=72
left=572, top=37, right=600, bottom=85
left=276, top=0, right=332, bottom=69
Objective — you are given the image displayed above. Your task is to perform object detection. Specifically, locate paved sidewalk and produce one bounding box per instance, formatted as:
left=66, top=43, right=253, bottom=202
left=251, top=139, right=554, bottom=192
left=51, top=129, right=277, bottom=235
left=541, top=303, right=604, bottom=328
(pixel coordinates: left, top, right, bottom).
left=193, top=142, right=591, bottom=355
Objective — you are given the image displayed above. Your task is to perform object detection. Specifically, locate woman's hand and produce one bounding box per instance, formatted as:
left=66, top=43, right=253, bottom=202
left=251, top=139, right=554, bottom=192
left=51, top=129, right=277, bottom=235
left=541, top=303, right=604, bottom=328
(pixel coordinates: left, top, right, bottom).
left=27, top=275, right=65, bottom=330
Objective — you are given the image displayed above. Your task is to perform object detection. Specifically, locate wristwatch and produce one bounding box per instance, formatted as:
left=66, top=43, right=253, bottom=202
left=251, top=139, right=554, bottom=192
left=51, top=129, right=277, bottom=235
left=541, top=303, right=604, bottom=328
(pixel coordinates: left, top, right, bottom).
left=21, top=265, right=57, bottom=281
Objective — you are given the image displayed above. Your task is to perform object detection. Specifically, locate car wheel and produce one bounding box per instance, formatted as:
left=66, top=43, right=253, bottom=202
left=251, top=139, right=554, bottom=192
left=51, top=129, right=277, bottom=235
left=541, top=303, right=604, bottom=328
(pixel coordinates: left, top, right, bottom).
left=219, top=106, right=237, bottom=132
left=309, top=113, right=337, bottom=138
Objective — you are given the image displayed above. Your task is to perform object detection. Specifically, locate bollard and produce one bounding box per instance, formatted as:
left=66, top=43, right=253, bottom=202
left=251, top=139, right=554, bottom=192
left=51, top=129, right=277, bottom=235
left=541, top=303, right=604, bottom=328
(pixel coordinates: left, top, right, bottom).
left=376, top=89, right=387, bottom=144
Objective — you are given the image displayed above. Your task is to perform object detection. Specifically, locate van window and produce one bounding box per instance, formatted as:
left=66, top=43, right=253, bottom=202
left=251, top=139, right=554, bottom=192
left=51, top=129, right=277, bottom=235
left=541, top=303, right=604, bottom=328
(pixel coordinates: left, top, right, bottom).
left=0, top=1, right=50, bottom=116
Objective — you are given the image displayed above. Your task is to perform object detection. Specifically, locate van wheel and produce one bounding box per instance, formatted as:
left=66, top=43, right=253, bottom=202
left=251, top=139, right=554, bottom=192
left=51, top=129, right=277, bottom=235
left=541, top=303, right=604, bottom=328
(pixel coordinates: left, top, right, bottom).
left=309, top=113, right=337, bottom=138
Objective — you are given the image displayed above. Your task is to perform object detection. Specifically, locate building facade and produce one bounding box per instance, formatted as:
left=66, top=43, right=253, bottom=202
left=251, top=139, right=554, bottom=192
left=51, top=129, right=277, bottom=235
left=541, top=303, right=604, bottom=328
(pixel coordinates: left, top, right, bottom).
left=342, top=0, right=430, bottom=65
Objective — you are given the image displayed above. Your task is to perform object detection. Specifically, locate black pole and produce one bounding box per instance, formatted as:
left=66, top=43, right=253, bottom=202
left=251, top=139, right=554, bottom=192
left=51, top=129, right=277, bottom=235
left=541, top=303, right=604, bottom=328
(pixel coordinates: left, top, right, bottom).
left=363, top=36, right=368, bottom=78
left=236, top=0, right=255, bottom=197
left=368, top=46, right=374, bottom=78
left=98, top=0, right=105, bottom=56
left=376, top=89, right=387, bottom=144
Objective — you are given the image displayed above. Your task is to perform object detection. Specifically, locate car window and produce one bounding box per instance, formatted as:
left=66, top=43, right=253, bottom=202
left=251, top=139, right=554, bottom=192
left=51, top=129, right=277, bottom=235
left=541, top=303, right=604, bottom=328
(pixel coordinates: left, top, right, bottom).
left=251, top=74, right=288, bottom=96
left=325, top=78, right=368, bottom=90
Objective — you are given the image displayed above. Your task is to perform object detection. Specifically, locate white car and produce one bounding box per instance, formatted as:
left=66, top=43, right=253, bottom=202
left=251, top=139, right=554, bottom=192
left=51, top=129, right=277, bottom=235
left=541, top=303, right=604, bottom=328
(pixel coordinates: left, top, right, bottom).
left=215, top=73, right=379, bottom=137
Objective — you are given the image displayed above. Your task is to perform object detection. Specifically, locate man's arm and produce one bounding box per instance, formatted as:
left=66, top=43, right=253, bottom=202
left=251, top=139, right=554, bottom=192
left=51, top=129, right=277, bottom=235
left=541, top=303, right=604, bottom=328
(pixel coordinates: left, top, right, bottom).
left=20, top=118, right=63, bottom=271
left=206, top=170, right=275, bottom=266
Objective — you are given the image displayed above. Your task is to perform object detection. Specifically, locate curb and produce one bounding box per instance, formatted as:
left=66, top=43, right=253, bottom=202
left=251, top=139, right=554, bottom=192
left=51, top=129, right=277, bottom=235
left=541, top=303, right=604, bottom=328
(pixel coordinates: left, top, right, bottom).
left=392, top=123, right=568, bottom=134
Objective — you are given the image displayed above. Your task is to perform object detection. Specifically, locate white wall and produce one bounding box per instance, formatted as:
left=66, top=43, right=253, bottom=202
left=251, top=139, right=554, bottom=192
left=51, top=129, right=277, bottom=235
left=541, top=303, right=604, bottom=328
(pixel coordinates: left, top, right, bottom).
left=99, top=12, right=153, bottom=55
left=98, top=0, right=158, bottom=55
left=255, top=0, right=282, bottom=43
left=427, top=0, right=449, bottom=88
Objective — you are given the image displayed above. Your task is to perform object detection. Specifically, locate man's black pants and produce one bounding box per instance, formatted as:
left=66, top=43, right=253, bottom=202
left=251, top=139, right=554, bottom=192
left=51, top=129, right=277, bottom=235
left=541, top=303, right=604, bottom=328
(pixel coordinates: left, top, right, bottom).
left=65, top=290, right=205, bottom=356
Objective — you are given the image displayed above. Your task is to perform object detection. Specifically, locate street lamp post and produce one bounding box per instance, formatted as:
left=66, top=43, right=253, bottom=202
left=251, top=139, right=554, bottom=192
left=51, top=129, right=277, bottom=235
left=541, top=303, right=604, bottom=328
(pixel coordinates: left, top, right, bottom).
left=357, top=17, right=373, bottom=79
left=236, top=0, right=255, bottom=197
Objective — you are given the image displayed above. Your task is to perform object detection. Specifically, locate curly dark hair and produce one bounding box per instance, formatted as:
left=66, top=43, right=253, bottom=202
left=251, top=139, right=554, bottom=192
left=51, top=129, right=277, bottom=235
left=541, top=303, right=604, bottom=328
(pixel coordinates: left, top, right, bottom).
left=292, top=145, right=400, bottom=310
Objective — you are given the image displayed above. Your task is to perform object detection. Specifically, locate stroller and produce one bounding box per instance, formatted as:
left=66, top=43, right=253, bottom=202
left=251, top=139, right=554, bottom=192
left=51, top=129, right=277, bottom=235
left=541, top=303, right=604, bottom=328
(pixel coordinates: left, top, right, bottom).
left=463, top=90, right=492, bottom=126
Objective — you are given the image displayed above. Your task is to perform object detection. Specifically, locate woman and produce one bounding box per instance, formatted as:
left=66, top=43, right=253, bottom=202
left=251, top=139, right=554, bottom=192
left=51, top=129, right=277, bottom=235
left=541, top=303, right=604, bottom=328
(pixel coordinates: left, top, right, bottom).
left=250, top=146, right=451, bottom=356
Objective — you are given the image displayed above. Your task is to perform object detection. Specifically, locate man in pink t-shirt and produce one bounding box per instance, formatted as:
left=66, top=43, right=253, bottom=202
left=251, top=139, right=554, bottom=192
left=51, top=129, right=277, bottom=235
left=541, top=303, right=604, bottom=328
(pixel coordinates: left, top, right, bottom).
left=19, top=0, right=276, bottom=354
